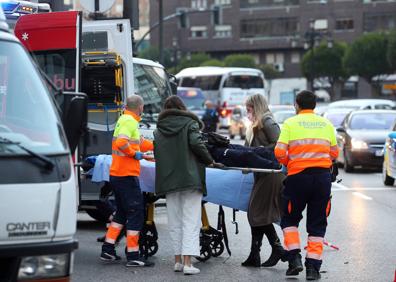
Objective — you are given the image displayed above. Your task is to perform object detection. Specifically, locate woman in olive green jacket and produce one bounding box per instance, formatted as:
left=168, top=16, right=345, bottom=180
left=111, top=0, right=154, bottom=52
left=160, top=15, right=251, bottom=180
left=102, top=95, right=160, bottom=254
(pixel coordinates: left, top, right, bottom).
left=154, top=96, right=215, bottom=275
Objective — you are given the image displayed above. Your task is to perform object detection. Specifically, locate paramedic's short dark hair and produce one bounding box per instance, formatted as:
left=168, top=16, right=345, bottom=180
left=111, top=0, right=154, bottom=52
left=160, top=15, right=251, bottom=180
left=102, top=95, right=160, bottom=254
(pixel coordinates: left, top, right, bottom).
left=164, top=95, right=187, bottom=111
left=296, top=90, right=316, bottom=110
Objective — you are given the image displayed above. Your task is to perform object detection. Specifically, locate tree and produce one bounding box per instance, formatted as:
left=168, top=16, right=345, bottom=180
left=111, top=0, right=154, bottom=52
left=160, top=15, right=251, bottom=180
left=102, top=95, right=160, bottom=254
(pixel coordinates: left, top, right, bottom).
left=138, top=46, right=173, bottom=68
left=301, top=41, right=348, bottom=100
left=344, top=32, right=392, bottom=95
left=224, top=54, right=256, bottom=68
left=259, top=64, right=281, bottom=102
left=176, top=52, right=211, bottom=72
left=200, top=59, right=224, bottom=67
left=387, top=30, right=396, bottom=71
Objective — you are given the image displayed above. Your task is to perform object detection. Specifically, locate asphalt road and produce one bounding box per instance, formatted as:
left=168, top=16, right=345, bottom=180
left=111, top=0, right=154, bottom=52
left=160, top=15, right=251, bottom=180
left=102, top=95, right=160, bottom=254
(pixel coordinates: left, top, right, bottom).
left=73, top=139, right=396, bottom=281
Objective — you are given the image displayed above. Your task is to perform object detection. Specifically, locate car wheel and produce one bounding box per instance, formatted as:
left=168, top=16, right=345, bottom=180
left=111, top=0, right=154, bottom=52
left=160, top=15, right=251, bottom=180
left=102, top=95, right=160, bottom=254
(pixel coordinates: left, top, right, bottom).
left=382, top=164, right=395, bottom=186
left=229, top=134, right=235, bottom=139
left=85, top=209, right=109, bottom=223
left=344, top=149, right=354, bottom=173
left=240, top=135, right=246, bottom=140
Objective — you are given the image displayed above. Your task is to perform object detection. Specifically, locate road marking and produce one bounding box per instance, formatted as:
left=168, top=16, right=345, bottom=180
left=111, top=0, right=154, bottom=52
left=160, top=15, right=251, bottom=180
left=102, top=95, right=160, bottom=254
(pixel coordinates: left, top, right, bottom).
left=352, top=192, right=373, bottom=200
left=333, top=187, right=394, bottom=191
left=332, top=183, right=350, bottom=190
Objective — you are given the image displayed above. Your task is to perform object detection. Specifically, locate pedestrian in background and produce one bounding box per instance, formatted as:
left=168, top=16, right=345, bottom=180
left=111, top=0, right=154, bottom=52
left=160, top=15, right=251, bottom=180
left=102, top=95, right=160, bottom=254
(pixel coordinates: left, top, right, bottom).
left=275, top=90, right=338, bottom=280
left=154, top=96, right=221, bottom=275
left=242, top=93, right=286, bottom=268
left=201, top=100, right=219, bottom=133
left=100, top=95, right=155, bottom=267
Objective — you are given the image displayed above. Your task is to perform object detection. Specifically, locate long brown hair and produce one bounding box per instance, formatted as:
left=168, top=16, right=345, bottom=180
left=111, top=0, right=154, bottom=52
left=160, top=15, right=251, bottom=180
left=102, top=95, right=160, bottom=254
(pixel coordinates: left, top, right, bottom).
left=164, top=95, right=187, bottom=111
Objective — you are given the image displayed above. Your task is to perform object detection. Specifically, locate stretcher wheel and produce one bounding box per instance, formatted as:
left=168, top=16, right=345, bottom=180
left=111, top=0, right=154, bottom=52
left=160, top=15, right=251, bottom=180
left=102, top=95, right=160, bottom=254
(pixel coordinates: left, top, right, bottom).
left=147, top=241, right=158, bottom=256
left=210, top=240, right=224, bottom=257
left=195, top=245, right=212, bottom=262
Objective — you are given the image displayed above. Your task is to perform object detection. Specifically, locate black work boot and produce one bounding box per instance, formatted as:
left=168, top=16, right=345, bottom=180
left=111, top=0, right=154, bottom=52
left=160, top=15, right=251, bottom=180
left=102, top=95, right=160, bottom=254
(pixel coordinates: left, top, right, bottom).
left=286, top=253, right=303, bottom=276
left=261, top=238, right=287, bottom=267
left=306, top=263, right=321, bottom=280
left=241, top=237, right=262, bottom=267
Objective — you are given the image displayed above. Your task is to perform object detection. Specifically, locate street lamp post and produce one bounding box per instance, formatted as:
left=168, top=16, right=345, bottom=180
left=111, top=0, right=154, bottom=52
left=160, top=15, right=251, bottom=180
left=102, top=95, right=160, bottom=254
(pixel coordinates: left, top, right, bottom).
left=304, top=19, right=332, bottom=91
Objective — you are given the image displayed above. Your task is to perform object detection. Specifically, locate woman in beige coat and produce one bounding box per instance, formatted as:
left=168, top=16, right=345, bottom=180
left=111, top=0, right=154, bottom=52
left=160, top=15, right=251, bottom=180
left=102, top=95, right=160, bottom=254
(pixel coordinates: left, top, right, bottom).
left=241, top=94, right=286, bottom=268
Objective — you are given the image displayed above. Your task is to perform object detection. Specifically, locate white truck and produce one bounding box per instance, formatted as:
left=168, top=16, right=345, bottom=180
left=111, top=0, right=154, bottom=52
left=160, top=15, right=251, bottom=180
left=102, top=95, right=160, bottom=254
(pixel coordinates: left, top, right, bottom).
left=0, top=8, right=87, bottom=282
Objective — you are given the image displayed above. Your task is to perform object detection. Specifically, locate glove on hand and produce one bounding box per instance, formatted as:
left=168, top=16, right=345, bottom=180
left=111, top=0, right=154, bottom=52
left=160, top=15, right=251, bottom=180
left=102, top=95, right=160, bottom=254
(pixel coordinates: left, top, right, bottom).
left=134, top=151, right=144, bottom=160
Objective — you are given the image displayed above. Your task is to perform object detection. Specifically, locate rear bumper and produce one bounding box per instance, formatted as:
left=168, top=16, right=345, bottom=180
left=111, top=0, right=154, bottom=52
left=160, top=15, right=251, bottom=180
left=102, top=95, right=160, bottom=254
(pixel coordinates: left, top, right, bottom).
left=0, top=239, right=78, bottom=258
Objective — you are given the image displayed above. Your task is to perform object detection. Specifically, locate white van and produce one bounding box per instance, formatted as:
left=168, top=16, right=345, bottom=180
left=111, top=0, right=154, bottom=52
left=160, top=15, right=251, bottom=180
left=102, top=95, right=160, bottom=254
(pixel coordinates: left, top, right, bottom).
left=0, top=9, right=87, bottom=282
left=176, top=67, right=266, bottom=128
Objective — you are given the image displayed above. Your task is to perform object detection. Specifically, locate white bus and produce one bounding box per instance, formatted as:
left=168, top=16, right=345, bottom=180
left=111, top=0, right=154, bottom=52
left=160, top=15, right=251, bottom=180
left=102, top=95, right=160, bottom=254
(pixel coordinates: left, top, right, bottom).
left=176, top=67, right=267, bottom=128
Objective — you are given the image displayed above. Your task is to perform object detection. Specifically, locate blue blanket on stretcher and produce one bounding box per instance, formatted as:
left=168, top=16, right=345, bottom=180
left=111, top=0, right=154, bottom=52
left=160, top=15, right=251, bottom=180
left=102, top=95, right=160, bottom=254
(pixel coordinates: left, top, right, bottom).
left=86, top=156, right=255, bottom=211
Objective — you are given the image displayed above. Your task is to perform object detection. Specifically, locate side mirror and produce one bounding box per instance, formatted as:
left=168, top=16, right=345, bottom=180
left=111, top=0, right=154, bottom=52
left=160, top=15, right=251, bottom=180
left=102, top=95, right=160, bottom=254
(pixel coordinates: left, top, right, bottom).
left=336, top=127, right=346, bottom=133
left=388, top=132, right=396, bottom=139
left=58, top=92, right=88, bottom=152
left=167, top=73, right=178, bottom=95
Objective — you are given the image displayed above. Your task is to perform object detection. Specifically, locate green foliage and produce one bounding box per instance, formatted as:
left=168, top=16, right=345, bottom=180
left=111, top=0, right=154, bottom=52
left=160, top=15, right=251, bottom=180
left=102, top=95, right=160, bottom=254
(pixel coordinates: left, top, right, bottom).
left=259, top=64, right=281, bottom=80
left=138, top=46, right=173, bottom=68
left=301, top=41, right=348, bottom=83
left=224, top=54, right=256, bottom=68
left=200, top=59, right=225, bottom=67
left=177, top=53, right=211, bottom=71
left=343, top=32, right=392, bottom=82
left=387, top=31, right=396, bottom=71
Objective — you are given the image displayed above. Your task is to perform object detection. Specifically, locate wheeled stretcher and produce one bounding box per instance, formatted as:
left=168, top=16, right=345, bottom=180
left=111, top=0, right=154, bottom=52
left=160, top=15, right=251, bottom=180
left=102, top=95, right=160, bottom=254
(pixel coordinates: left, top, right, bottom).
left=83, top=156, right=284, bottom=261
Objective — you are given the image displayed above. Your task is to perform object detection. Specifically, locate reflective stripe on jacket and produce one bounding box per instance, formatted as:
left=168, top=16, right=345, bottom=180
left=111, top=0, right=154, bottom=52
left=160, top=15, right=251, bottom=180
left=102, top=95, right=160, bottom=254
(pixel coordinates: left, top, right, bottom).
left=110, top=110, right=153, bottom=177
left=274, top=109, right=339, bottom=175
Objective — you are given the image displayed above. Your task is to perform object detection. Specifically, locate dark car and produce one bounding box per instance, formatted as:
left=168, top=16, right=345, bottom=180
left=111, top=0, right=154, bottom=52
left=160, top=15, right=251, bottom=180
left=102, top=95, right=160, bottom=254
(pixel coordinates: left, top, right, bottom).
left=336, top=110, right=396, bottom=172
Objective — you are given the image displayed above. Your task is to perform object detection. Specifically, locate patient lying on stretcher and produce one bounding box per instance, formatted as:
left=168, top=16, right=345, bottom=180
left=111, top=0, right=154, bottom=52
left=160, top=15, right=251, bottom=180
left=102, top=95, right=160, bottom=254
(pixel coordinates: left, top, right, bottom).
left=203, top=133, right=280, bottom=169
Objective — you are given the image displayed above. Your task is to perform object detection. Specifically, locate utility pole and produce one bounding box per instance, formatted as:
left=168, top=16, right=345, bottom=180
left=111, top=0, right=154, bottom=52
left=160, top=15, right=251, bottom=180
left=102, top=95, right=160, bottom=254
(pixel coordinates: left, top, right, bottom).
left=158, top=0, right=164, bottom=64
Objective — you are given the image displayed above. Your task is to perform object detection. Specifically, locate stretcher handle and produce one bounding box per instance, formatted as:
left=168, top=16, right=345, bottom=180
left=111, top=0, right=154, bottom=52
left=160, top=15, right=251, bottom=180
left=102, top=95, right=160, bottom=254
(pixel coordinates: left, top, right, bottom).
left=218, top=166, right=283, bottom=174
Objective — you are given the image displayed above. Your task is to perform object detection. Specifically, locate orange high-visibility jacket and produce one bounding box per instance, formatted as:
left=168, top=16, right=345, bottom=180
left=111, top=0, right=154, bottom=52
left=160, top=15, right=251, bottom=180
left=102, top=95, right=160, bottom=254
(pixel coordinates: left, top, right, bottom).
left=274, top=110, right=339, bottom=175
left=110, top=110, right=153, bottom=177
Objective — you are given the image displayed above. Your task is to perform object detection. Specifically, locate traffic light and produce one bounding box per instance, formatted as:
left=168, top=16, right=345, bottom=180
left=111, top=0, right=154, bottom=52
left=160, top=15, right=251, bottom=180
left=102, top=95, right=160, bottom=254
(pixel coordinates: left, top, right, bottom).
left=179, top=11, right=187, bottom=28
left=212, top=5, right=221, bottom=25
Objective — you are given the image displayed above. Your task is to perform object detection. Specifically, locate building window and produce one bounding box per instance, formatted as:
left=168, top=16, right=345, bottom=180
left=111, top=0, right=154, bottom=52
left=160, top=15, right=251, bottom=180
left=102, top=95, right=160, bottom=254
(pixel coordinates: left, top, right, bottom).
left=291, top=52, right=300, bottom=63
left=191, top=0, right=207, bottom=9
left=266, top=53, right=284, bottom=64
left=364, top=13, right=396, bottom=32
left=240, top=0, right=299, bottom=8
left=240, top=18, right=299, bottom=38
left=335, top=19, right=354, bottom=31
left=214, top=0, right=232, bottom=5
left=214, top=25, right=232, bottom=38
left=342, top=81, right=358, bottom=98
left=191, top=26, right=208, bottom=38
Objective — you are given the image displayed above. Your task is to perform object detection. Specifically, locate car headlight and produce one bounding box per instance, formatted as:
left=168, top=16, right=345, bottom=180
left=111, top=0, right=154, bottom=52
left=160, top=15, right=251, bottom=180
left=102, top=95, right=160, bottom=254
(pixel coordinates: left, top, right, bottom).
left=351, top=138, right=368, bottom=150
left=18, top=253, right=71, bottom=280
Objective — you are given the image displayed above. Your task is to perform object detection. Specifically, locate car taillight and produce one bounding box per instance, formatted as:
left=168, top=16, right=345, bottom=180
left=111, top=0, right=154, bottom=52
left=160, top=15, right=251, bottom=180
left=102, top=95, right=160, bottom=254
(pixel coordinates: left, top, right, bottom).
left=220, top=108, right=232, bottom=118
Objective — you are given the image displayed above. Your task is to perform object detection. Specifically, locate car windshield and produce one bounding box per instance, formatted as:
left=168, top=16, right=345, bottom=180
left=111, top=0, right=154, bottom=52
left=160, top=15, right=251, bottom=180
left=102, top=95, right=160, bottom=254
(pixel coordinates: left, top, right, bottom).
left=181, top=98, right=204, bottom=110
left=349, top=113, right=396, bottom=130
left=273, top=111, right=295, bottom=124
left=325, top=112, right=349, bottom=127
left=134, top=63, right=172, bottom=121
left=180, top=75, right=222, bottom=91
left=0, top=42, right=67, bottom=155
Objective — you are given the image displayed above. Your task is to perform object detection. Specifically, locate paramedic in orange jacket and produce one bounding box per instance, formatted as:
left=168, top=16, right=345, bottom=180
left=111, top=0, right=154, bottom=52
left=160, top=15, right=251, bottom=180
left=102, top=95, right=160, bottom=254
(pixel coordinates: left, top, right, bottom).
left=274, top=91, right=338, bottom=280
left=100, top=94, right=154, bottom=267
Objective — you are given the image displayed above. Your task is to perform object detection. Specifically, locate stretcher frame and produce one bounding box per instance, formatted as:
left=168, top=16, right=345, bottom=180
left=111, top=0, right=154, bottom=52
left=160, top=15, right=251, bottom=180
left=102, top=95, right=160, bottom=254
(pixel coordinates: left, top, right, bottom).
left=219, top=166, right=283, bottom=174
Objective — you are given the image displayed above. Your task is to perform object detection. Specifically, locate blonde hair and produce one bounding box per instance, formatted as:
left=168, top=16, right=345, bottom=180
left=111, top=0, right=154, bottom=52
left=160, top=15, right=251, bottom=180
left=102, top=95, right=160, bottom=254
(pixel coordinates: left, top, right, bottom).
left=245, top=94, right=271, bottom=128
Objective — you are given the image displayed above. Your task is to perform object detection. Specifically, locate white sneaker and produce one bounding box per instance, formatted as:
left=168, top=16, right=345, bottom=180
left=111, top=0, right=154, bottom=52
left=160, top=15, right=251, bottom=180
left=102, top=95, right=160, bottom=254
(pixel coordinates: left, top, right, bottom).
left=174, top=262, right=184, bottom=272
left=183, top=264, right=200, bottom=275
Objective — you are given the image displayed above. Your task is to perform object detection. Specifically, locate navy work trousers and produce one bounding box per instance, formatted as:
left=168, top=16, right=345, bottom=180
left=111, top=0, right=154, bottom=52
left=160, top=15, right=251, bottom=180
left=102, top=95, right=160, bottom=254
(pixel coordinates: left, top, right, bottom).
left=280, top=169, right=331, bottom=269
left=111, top=176, right=144, bottom=232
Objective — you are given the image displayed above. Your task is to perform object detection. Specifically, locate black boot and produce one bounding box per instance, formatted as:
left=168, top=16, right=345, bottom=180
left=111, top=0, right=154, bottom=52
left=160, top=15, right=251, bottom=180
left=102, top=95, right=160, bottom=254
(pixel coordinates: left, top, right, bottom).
left=261, top=238, right=287, bottom=267
left=286, top=253, right=303, bottom=276
left=241, top=236, right=262, bottom=267
left=306, top=263, right=321, bottom=280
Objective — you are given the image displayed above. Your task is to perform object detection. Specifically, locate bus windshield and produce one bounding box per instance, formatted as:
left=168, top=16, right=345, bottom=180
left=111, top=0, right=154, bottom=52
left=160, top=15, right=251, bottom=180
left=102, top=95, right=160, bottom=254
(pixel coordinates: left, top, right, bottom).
left=133, top=63, right=172, bottom=121
left=0, top=42, right=68, bottom=156
left=180, top=76, right=222, bottom=90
